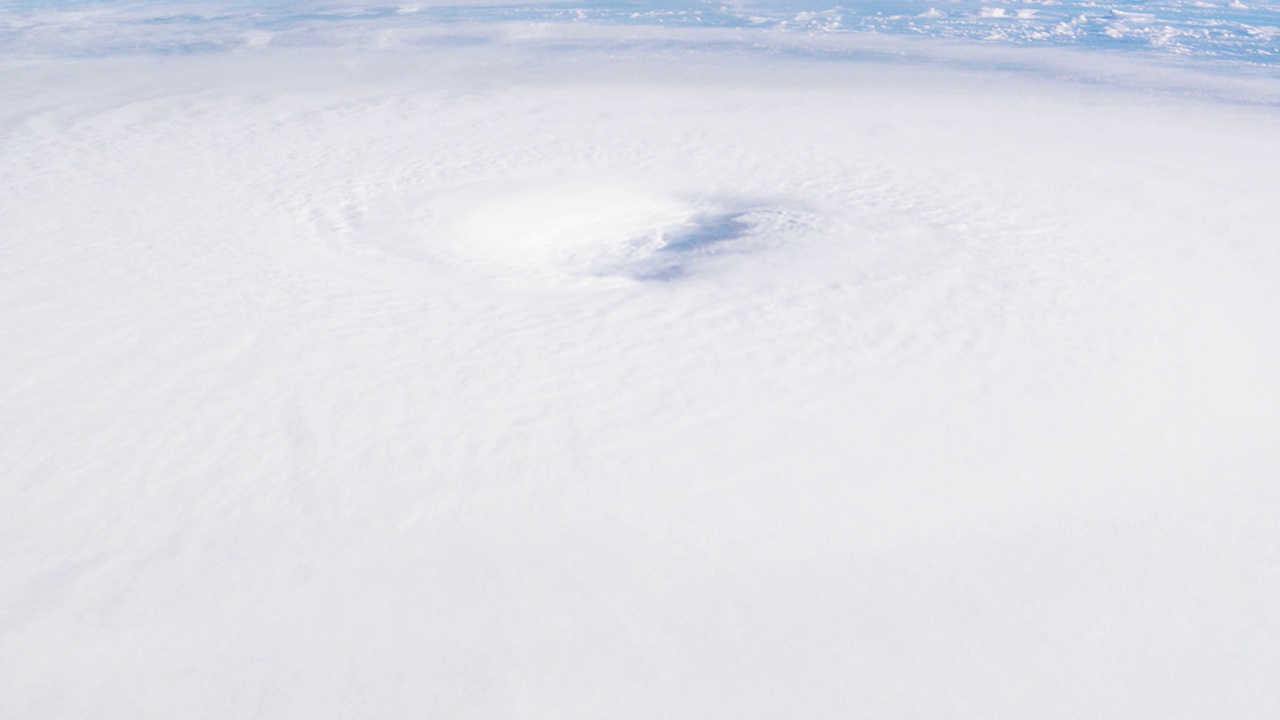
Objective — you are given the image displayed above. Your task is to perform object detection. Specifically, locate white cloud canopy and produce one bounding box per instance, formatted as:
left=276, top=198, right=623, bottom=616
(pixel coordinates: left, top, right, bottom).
left=2, top=1, right=1280, bottom=717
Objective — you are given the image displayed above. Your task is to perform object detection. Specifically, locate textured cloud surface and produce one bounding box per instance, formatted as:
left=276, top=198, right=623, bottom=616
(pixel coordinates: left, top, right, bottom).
left=3, top=2, right=1280, bottom=718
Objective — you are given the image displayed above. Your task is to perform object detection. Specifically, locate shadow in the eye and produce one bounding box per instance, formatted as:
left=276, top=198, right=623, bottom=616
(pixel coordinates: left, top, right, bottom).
left=628, top=212, right=753, bottom=281
left=659, top=213, right=751, bottom=254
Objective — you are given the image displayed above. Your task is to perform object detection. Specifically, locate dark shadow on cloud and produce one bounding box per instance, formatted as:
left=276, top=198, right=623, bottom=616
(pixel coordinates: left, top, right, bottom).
left=629, top=211, right=753, bottom=281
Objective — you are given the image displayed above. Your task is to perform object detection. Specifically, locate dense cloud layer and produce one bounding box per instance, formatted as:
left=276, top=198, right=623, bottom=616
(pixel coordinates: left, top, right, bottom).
left=2, top=2, right=1280, bottom=718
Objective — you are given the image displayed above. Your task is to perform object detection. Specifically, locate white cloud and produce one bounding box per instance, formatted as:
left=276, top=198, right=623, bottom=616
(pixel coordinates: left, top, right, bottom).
left=3, top=3, right=1280, bottom=717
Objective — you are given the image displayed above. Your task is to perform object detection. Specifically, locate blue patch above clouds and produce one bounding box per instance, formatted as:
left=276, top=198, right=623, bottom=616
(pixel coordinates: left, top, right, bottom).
left=2, top=0, right=1278, bottom=65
